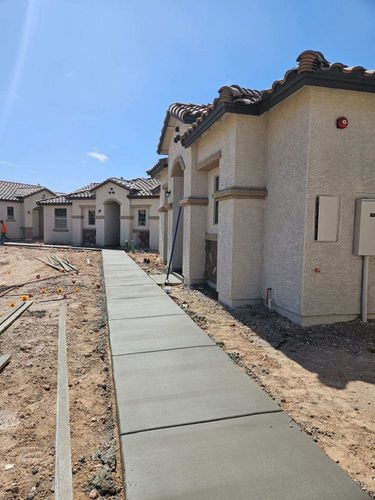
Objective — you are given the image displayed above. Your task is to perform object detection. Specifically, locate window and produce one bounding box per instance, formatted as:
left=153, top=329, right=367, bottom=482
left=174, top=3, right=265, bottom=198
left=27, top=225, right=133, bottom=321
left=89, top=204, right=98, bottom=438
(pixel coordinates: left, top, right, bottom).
left=213, top=175, right=219, bottom=225
left=138, top=209, right=146, bottom=227
left=88, top=210, right=95, bottom=226
left=7, top=207, right=14, bottom=220
left=55, top=208, right=67, bottom=229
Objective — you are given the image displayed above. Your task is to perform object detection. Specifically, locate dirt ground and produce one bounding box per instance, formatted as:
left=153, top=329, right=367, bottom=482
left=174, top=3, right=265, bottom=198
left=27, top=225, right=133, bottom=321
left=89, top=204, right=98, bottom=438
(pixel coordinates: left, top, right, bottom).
left=0, top=245, right=124, bottom=499
left=131, top=251, right=375, bottom=498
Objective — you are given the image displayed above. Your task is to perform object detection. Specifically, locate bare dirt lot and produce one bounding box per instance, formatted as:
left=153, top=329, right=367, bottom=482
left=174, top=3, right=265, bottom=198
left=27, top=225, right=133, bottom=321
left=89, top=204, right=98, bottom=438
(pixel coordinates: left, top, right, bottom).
left=132, top=251, right=375, bottom=498
left=0, top=245, right=124, bottom=499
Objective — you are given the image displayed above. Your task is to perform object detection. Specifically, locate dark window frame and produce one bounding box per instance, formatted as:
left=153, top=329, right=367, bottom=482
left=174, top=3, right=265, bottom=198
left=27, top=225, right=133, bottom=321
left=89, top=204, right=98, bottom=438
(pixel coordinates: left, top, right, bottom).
left=213, top=175, right=219, bottom=225
left=138, top=209, right=146, bottom=227
left=55, top=208, right=67, bottom=229
left=88, top=209, right=95, bottom=226
left=7, top=206, right=14, bottom=220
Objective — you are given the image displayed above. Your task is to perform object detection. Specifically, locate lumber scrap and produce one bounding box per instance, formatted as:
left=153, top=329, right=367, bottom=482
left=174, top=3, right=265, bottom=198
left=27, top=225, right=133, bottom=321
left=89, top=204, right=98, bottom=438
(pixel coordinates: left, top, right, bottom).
left=0, top=302, right=26, bottom=325
left=35, top=257, right=62, bottom=272
left=0, top=301, right=33, bottom=335
left=0, top=354, right=11, bottom=373
left=54, top=303, right=73, bottom=499
left=54, top=256, right=73, bottom=272
left=62, top=259, right=78, bottom=272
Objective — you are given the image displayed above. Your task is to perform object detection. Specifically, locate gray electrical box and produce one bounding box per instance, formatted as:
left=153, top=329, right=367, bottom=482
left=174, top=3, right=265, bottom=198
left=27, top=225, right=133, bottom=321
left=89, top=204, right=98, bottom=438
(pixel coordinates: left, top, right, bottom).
left=354, top=198, right=375, bottom=256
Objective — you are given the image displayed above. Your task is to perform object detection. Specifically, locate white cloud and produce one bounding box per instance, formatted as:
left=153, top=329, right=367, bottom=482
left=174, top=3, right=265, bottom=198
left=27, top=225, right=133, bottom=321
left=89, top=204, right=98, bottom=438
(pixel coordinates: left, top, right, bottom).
left=0, top=160, right=19, bottom=168
left=86, top=151, right=108, bottom=163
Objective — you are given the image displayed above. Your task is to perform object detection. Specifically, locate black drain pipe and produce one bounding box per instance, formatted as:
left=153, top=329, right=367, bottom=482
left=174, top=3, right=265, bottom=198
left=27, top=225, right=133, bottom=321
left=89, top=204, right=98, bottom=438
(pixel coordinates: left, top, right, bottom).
left=166, top=205, right=182, bottom=283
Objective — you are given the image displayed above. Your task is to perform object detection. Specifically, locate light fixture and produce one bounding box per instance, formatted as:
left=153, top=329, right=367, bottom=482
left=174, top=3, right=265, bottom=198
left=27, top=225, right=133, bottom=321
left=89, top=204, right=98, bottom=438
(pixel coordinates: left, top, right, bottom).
left=165, top=190, right=171, bottom=198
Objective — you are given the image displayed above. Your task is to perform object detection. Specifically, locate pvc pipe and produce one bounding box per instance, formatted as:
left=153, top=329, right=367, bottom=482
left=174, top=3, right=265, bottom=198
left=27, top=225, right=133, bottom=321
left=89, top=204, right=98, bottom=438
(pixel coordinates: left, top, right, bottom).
left=361, top=255, right=369, bottom=322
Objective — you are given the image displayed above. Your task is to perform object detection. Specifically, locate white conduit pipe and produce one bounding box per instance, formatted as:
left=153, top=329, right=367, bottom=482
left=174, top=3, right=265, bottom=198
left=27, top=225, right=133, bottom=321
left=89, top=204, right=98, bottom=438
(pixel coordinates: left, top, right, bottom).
left=361, top=255, right=369, bottom=322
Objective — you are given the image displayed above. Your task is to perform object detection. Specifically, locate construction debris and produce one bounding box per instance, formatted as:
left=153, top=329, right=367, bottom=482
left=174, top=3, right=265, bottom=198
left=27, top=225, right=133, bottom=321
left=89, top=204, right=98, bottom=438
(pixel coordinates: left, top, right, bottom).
left=35, top=255, right=79, bottom=274
left=0, top=301, right=33, bottom=335
left=0, top=354, right=11, bottom=373
left=54, top=303, right=73, bottom=500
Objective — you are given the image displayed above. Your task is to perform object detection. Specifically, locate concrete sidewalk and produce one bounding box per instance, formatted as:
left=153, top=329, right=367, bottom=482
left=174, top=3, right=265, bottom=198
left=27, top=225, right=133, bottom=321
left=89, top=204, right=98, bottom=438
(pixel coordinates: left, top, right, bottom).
left=102, top=249, right=368, bottom=500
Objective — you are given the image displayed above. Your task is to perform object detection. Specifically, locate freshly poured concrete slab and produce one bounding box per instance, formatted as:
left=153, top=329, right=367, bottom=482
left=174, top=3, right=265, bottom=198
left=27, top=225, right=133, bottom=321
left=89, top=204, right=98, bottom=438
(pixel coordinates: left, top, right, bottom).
left=103, top=268, right=147, bottom=278
left=105, top=283, right=163, bottom=300
left=123, top=412, right=367, bottom=500
left=107, top=295, right=185, bottom=320
left=104, top=275, right=151, bottom=287
left=109, top=314, right=215, bottom=355
left=113, top=346, right=280, bottom=434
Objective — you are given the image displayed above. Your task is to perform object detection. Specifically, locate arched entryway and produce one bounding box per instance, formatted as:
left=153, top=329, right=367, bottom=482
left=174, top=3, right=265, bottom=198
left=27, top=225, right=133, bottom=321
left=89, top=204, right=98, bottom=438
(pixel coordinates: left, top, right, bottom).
left=104, top=200, right=120, bottom=247
left=170, top=157, right=185, bottom=271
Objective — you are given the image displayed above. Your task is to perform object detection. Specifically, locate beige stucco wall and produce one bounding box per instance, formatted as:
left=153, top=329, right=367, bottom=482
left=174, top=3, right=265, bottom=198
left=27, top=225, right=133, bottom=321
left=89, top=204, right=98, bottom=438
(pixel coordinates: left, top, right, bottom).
left=301, top=87, right=375, bottom=324
left=161, top=85, right=375, bottom=325
left=0, top=201, right=23, bottom=239
left=130, top=197, right=159, bottom=250
left=71, top=199, right=96, bottom=246
left=43, top=204, right=73, bottom=244
left=261, top=87, right=312, bottom=321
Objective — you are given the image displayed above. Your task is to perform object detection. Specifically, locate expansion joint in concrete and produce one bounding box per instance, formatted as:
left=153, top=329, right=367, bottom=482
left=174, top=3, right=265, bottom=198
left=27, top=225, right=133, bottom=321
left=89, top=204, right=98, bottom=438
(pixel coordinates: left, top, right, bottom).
left=121, top=409, right=283, bottom=436
left=112, top=344, right=217, bottom=357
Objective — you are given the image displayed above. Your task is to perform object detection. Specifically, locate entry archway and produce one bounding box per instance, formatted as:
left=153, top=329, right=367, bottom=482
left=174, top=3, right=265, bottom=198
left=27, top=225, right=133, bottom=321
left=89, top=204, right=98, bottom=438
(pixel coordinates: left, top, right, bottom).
left=104, top=200, right=121, bottom=247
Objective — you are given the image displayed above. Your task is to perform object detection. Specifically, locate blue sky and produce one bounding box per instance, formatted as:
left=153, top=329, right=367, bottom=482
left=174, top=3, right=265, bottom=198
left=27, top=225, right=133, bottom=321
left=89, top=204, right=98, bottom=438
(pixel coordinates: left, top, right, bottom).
left=0, top=0, right=374, bottom=192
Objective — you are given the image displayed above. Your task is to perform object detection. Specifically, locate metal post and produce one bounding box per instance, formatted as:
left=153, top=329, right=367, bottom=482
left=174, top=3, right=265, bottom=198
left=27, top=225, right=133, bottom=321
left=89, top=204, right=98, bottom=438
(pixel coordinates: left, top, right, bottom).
left=166, top=205, right=182, bottom=282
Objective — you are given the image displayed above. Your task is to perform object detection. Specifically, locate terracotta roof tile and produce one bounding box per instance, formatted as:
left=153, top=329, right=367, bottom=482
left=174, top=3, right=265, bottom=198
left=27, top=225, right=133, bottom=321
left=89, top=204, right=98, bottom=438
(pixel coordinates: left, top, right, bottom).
left=0, top=180, right=51, bottom=201
left=147, top=158, right=168, bottom=178
left=157, top=103, right=209, bottom=154
left=38, top=177, right=160, bottom=205
left=38, top=195, right=71, bottom=205
left=181, top=50, right=375, bottom=146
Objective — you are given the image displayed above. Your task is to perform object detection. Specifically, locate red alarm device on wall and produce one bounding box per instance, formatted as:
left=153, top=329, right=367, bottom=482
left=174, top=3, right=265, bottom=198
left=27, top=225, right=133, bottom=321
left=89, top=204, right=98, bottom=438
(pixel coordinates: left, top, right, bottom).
left=336, top=117, right=348, bottom=129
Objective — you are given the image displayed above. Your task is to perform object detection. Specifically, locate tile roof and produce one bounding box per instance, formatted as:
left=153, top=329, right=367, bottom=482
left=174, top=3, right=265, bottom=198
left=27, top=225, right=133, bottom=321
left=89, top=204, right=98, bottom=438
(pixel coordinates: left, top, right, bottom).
left=68, top=183, right=98, bottom=199
left=181, top=50, right=375, bottom=147
left=38, top=177, right=160, bottom=205
left=0, top=180, right=53, bottom=202
left=110, top=177, right=160, bottom=197
left=38, top=195, right=71, bottom=205
left=157, top=103, right=209, bottom=154
left=147, top=158, right=168, bottom=178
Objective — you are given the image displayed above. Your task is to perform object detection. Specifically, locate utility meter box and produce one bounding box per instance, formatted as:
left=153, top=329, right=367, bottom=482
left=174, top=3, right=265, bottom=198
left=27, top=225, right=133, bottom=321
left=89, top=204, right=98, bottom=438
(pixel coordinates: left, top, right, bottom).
left=354, top=198, right=375, bottom=256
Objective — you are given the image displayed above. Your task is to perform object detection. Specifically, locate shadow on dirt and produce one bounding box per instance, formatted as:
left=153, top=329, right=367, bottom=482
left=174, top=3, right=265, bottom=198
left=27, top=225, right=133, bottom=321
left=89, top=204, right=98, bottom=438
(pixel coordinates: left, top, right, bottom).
left=192, top=285, right=375, bottom=390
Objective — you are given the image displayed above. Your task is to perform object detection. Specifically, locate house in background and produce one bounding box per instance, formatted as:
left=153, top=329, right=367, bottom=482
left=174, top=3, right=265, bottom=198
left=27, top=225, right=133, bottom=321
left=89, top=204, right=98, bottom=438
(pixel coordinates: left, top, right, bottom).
left=38, top=177, right=160, bottom=249
left=151, top=50, right=375, bottom=326
left=0, top=180, right=55, bottom=241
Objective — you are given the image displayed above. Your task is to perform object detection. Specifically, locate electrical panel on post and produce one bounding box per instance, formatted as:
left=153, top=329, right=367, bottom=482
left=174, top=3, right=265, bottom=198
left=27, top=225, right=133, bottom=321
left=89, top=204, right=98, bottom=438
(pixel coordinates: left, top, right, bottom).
left=354, top=198, right=375, bottom=256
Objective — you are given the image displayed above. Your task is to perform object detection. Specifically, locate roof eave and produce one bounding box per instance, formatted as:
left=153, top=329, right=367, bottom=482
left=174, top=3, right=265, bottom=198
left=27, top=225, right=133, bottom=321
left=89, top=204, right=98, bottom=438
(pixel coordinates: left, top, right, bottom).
left=182, top=71, right=375, bottom=147
left=157, top=109, right=198, bottom=154
left=22, top=187, right=56, bottom=199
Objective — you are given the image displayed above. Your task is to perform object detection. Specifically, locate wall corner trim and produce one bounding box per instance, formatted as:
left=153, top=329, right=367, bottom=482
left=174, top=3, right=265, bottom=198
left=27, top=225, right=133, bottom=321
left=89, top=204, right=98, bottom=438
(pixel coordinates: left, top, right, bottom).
left=179, top=197, right=209, bottom=207
left=197, top=150, right=222, bottom=171
left=213, top=186, right=267, bottom=201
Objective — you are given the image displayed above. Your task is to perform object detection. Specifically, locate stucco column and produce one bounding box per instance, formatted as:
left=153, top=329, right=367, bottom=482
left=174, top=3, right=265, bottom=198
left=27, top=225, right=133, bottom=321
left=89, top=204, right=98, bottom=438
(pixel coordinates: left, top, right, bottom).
left=216, top=189, right=266, bottom=307
left=181, top=199, right=208, bottom=284
left=72, top=216, right=83, bottom=246
left=120, top=216, right=133, bottom=247
left=96, top=216, right=105, bottom=246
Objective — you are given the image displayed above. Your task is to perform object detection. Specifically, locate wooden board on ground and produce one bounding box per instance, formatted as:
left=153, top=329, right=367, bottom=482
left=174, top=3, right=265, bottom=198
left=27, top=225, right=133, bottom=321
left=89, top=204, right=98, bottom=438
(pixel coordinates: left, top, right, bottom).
left=0, top=354, right=11, bottom=372
left=0, top=301, right=33, bottom=335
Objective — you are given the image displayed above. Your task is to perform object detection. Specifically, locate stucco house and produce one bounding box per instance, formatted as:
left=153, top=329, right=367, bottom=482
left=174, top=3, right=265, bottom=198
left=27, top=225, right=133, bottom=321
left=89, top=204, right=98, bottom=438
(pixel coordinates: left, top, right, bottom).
left=38, top=177, right=160, bottom=249
left=151, top=50, right=375, bottom=326
left=0, top=180, right=55, bottom=240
